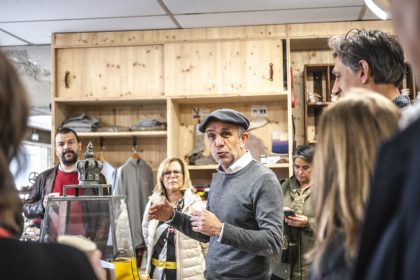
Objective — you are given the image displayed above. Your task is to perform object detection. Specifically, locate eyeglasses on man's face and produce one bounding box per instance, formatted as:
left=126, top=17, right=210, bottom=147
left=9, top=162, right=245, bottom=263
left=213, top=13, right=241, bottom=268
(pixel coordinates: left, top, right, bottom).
left=162, top=170, right=183, bottom=178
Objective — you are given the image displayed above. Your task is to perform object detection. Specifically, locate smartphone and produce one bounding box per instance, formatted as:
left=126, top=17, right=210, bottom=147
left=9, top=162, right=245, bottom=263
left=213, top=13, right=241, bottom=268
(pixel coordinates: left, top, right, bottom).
left=284, top=210, right=296, bottom=217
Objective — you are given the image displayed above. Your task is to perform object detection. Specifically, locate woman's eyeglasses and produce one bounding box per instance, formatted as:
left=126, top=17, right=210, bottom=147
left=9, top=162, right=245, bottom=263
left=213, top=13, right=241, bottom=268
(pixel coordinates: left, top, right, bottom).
left=293, top=165, right=311, bottom=172
left=162, top=170, right=183, bottom=178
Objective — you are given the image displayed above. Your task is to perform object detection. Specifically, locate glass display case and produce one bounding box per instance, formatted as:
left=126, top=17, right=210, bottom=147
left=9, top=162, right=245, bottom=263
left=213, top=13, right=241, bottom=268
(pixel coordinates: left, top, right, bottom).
left=39, top=142, right=136, bottom=261
left=40, top=190, right=135, bottom=261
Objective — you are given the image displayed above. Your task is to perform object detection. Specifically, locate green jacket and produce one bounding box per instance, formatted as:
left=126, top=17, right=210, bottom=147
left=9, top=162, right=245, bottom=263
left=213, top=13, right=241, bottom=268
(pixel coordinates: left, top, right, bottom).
left=272, top=176, right=316, bottom=280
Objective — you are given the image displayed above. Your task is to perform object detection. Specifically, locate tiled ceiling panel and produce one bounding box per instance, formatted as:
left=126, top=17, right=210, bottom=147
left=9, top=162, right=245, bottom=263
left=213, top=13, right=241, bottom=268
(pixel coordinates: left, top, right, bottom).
left=0, top=16, right=176, bottom=45
left=0, top=30, right=28, bottom=46
left=164, top=0, right=364, bottom=13
left=0, top=0, right=165, bottom=22
left=0, top=0, right=388, bottom=46
left=176, top=7, right=363, bottom=28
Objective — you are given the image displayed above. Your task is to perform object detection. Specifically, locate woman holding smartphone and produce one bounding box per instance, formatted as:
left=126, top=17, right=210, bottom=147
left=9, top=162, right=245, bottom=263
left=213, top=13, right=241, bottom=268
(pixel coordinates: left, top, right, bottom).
left=272, top=145, right=316, bottom=280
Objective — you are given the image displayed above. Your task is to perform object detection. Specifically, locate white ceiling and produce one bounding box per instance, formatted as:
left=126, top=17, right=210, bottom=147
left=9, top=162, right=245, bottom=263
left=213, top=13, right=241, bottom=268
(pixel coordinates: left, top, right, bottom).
left=0, top=0, right=380, bottom=46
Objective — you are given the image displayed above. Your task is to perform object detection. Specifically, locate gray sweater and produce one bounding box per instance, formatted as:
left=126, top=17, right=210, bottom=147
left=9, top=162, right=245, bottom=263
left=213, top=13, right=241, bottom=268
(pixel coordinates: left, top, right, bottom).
left=170, top=160, right=284, bottom=279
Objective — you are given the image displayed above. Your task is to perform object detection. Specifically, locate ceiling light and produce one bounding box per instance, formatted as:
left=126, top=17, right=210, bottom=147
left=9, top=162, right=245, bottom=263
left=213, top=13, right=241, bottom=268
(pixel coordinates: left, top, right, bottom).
left=364, top=0, right=391, bottom=20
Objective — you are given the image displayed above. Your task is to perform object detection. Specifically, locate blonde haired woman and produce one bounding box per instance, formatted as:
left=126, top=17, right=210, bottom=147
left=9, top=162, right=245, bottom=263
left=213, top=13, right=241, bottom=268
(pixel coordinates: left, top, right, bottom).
left=142, top=157, right=207, bottom=280
left=309, top=89, right=401, bottom=280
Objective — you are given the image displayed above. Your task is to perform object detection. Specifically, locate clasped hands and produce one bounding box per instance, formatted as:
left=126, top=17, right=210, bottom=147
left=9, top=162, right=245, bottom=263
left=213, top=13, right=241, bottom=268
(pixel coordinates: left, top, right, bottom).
left=283, top=207, right=308, bottom=228
left=147, top=198, right=223, bottom=237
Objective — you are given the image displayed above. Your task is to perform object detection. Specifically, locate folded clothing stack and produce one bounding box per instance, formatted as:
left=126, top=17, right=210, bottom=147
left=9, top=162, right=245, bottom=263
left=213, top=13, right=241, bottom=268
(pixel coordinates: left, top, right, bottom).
left=131, top=119, right=166, bottom=131
left=61, top=113, right=100, bottom=132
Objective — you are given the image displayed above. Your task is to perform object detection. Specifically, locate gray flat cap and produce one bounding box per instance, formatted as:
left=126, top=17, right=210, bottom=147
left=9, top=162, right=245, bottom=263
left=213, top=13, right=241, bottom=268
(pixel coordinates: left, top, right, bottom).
left=198, top=108, right=250, bottom=133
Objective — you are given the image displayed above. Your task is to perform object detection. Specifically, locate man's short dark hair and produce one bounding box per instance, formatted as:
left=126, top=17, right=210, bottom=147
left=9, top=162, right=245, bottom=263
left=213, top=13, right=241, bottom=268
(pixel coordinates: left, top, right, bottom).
left=329, top=29, right=405, bottom=87
left=55, top=127, right=80, bottom=142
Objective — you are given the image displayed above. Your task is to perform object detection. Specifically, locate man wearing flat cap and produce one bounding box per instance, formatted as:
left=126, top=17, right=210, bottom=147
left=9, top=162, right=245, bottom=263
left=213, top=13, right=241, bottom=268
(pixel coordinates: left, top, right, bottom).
left=148, top=108, right=284, bottom=279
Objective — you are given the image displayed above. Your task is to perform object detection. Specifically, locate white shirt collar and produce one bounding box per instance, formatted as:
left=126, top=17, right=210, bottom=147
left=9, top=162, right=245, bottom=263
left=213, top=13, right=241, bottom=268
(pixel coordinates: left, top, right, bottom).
left=217, top=151, right=253, bottom=174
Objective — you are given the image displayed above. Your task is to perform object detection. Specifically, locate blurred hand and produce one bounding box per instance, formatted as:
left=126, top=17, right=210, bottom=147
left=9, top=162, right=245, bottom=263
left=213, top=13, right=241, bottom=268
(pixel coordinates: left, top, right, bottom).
left=57, top=235, right=106, bottom=280
left=87, top=249, right=106, bottom=280
left=43, top=192, right=60, bottom=208
left=147, top=198, right=175, bottom=221
left=285, top=214, right=308, bottom=228
left=190, top=209, right=223, bottom=237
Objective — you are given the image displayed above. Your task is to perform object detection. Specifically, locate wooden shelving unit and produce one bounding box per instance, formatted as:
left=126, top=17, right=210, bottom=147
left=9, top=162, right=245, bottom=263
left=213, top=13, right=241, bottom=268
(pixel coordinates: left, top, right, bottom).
left=52, top=25, right=293, bottom=185
left=51, top=20, right=405, bottom=183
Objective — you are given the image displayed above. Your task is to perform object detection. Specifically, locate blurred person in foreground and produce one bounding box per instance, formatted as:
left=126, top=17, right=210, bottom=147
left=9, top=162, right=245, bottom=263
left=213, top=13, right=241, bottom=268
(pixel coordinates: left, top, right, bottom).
left=354, top=0, right=420, bottom=279
left=0, top=49, right=104, bottom=279
left=143, top=157, right=207, bottom=280
left=308, top=89, right=400, bottom=280
left=272, top=145, right=316, bottom=280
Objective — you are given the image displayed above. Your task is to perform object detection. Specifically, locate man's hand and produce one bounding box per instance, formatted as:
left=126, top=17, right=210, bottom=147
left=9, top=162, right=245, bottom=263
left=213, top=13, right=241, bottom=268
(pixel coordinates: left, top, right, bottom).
left=88, top=249, right=106, bottom=280
left=147, top=198, right=175, bottom=221
left=43, top=192, right=60, bottom=209
left=190, top=209, right=223, bottom=237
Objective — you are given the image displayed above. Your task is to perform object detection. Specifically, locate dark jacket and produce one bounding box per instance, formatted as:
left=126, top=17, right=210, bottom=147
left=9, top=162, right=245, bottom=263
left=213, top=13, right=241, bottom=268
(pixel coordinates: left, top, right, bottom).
left=273, top=177, right=315, bottom=280
left=23, top=165, right=107, bottom=219
left=22, top=165, right=109, bottom=252
left=23, top=166, right=58, bottom=219
left=354, top=116, right=420, bottom=280
left=0, top=237, right=98, bottom=280
left=310, top=233, right=352, bottom=280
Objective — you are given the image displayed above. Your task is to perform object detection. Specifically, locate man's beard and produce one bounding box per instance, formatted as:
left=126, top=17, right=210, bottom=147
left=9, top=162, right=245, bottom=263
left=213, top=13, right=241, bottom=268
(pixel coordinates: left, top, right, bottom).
left=61, top=151, right=78, bottom=165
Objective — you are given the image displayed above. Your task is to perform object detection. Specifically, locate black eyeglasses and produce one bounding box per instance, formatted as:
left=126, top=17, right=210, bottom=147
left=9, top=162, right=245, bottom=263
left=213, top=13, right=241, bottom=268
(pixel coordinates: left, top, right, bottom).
left=162, top=170, right=183, bottom=178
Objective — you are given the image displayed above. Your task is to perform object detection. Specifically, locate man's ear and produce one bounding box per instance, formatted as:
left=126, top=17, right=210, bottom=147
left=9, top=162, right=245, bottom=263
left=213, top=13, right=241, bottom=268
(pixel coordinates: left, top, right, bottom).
left=240, top=132, right=249, bottom=147
left=359, top=60, right=371, bottom=84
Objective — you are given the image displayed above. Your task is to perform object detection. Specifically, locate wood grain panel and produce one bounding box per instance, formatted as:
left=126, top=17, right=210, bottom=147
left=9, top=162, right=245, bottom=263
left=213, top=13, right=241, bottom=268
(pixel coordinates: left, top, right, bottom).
left=55, top=45, right=163, bottom=98
left=165, top=39, right=283, bottom=96
left=288, top=20, right=394, bottom=38
left=53, top=25, right=287, bottom=47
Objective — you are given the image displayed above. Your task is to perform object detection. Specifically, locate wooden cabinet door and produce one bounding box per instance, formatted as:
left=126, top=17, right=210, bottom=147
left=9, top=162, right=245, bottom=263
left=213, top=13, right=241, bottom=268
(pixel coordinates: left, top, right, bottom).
left=164, top=39, right=284, bottom=96
left=55, top=45, right=164, bottom=99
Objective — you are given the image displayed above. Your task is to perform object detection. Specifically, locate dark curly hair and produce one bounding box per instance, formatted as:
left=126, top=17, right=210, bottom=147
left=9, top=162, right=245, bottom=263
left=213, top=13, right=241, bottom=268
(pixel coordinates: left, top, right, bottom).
left=329, top=29, right=405, bottom=87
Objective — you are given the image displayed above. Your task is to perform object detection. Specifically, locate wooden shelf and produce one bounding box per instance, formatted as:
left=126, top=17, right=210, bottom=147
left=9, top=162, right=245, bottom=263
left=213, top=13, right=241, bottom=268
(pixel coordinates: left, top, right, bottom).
left=170, top=92, right=288, bottom=104
left=54, top=96, right=166, bottom=106
left=77, top=131, right=167, bottom=138
left=188, top=165, right=218, bottom=170
left=308, top=102, right=331, bottom=107
left=187, top=163, right=289, bottom=171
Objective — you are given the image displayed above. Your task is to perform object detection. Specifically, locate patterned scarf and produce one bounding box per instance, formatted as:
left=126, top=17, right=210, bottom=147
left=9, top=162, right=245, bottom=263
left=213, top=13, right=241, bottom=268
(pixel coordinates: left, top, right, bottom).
left=290, top=178, right=312, bottom=214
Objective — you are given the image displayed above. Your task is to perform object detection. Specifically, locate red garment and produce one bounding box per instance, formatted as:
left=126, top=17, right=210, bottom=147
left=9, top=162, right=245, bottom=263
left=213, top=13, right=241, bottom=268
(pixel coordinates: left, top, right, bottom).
left=0, top=227, right=12, bottom=238
left=50, top=170, right=85, bottom=237
left=52, top=169, right=79, bottom=196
